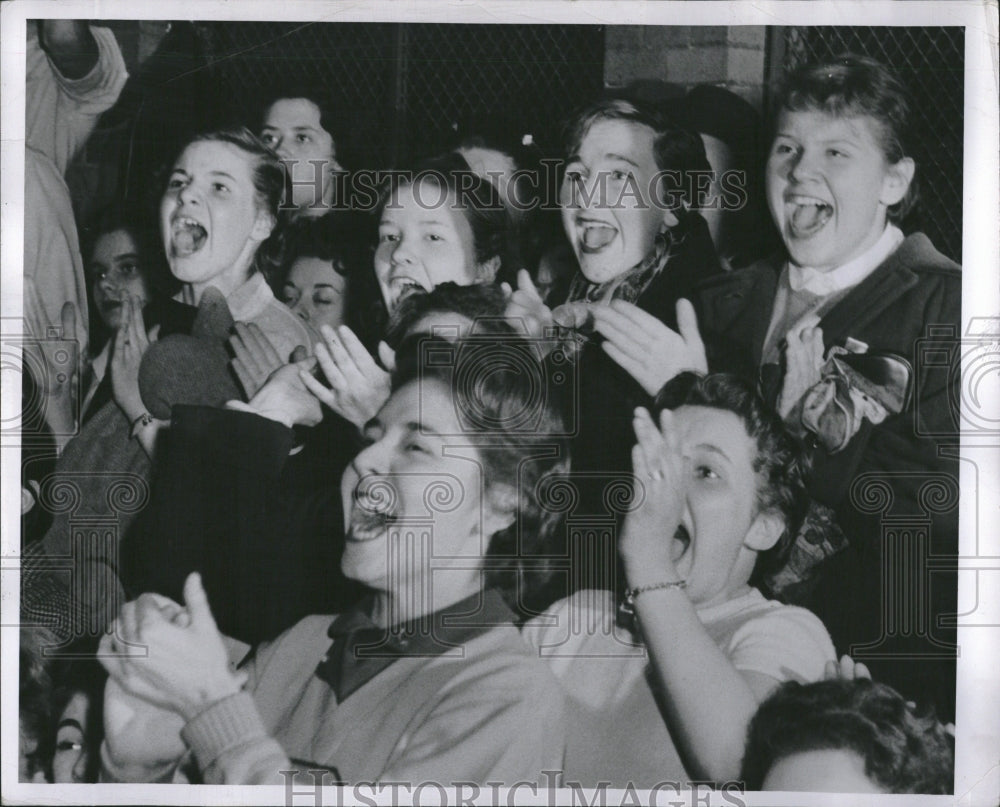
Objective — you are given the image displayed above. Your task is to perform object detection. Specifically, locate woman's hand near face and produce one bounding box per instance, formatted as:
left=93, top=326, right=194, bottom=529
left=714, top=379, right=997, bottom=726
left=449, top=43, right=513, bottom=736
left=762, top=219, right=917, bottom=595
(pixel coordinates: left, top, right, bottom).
left=230, top=322, right=294, bottom=400
left=503, top=269, right=555, bottom=339
left=110, top=295, right=158, bottom=422
left=100, top=574, right=246, bottom=723
left=233, top=355, right=322, bottom=429
left=299, top=325, right=391, bottom=430
left=592, top=299, right=707, bottom=396
left=620, top=407, right=688, bottom=586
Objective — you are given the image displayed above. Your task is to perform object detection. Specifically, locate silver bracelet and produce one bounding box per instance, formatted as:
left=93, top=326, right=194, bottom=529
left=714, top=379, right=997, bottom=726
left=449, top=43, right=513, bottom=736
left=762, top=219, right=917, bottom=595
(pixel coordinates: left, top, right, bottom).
left=619, top=579, right=688, bottom=617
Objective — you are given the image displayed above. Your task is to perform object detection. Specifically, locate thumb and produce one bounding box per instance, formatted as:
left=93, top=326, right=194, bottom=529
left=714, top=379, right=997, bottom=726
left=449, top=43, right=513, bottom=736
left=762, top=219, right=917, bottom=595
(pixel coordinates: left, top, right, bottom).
left=183, top=572, right=217, bottom=631
left=675, top=299, right=702, bottom=346
left=517, top=268, right=541, bottom=300
left=148, top=324, right=161, bottom=344
left=500, top=281, right=513, bottom=298
left=290, top=344, right=308, bottom=363
left=377, top=341, right=396, bottom=372
left=60, top=300, right=77, bottom=338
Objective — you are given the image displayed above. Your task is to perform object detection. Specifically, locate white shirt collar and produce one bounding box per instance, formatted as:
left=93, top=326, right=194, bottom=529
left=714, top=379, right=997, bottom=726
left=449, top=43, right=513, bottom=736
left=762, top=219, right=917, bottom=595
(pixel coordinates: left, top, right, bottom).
left=787, top=225, right=904, bottom=297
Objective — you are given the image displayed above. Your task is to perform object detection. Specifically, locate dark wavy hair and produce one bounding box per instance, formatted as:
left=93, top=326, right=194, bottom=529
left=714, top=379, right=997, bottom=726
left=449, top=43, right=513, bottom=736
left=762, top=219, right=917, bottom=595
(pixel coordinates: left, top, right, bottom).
left=384, top=281, right=511, bottom=348
left=563, top=96, right=712, bottom=210
left=175, top=128, right=286, bottom=282
left=741, top=678, right=954, bottom=793
left=775, top=54, right=918, bottom=223
left=654, top=372, right=810, bottom=583
left=391, top=334, right=571, bottom=619
left=377, top=152, right=515, bottom=288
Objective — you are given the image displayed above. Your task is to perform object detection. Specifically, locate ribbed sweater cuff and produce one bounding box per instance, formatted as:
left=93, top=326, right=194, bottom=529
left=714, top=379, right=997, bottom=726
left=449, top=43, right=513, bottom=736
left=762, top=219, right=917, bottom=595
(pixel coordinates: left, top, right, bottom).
left=182, top=691, right=268, bottom=769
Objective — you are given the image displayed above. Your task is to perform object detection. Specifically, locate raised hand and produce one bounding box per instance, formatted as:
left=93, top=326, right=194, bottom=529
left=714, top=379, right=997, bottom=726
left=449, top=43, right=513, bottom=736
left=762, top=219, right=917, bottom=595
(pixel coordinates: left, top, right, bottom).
left=111, top=295, right=158, bottom=422
left=300, top=325, right=391, bottom=430
left=101, top=574, right=245, bottom=722
left=823, top=654, right=872, bottom=681
left=619, top=407, right=689, bottom=585
left=503, top=269, right=554, bottom=338
left=592, top=299, right=707, bottom=396
left=233, top=355, right=322, bottom=429
left=230, top=322, right=299, bottom=400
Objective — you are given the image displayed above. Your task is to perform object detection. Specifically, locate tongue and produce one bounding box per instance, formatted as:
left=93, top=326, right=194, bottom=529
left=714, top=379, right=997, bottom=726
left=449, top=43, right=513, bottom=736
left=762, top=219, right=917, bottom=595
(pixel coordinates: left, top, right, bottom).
left=790, top=204, right=831, bottom=235
left=173, top=224, right=207, bottom=257
left=581, top=225, right=616, bottom=251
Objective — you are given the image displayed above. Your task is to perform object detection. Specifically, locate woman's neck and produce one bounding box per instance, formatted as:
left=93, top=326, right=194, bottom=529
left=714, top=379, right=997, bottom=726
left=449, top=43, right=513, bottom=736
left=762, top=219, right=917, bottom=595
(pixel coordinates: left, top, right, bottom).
left=370, top=574, right=482, bottom=629
left=182, top=261, right=254, bottom=306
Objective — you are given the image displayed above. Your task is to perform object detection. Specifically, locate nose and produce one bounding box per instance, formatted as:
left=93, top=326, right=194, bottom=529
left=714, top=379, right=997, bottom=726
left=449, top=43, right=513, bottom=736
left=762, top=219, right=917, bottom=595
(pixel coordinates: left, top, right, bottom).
left=274, top=137, right=292, bottom=160
left=177, top=182, right=200, bottom=206
left=787, top=147, right=820, bottom=183
left=390, top=236, right=415, bottom=267
left=98, top=273, right=117, bottom=296
left=294, top=303, right=310, bottom=322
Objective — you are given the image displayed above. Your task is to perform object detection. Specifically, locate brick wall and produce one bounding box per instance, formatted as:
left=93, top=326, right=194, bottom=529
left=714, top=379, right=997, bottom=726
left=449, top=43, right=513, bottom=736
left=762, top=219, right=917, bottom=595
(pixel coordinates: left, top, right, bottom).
left=605, top=26, right=768, bottom=111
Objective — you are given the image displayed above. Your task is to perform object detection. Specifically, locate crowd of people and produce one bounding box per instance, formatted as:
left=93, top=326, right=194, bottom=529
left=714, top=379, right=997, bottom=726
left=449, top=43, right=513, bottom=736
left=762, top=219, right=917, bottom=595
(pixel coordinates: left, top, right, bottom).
left=18, top=20, right=958, bottom=796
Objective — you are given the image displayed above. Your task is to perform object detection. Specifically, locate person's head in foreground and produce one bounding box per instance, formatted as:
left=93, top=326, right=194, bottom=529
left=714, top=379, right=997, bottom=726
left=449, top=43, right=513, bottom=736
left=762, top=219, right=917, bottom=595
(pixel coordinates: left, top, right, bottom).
left=384, top=281, right=512, bottom=347
left=374, top=153, right=511, bottom=312
left=767, top=53, right=917, bottom=274
left=741, top=677, right=954, bottom=793
left=341, top=333, right=570, bottom=618
left=160, top=127, right=284, bottom=302
left=649, top=372, right=810, bottom=605
left=560, top=97, right=711, bottom=285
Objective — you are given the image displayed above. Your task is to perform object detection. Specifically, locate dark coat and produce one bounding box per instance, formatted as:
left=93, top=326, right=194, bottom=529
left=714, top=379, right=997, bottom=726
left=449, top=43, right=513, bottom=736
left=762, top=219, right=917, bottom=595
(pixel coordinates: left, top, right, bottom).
left=694, top=232, right=962, bottom=719
left=123, top=405, right=366, bottom=645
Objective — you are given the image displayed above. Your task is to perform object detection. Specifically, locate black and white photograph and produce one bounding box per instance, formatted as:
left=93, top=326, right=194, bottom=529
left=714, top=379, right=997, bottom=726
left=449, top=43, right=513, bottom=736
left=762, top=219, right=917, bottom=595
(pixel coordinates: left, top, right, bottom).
left=2, top=1, right=997, bottom=805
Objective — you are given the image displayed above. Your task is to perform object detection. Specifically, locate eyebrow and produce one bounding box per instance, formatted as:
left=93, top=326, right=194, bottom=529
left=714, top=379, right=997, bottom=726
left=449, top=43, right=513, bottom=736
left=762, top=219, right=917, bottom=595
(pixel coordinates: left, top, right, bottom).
left=604, top=153, right=641, bottom=167
left=692, top=443, right=733, bottom=464
left=57, top=719, right=84, bottom=733
left=406, top=421, right=444, bottom=438
left=114, top=252, right=139, bottom=262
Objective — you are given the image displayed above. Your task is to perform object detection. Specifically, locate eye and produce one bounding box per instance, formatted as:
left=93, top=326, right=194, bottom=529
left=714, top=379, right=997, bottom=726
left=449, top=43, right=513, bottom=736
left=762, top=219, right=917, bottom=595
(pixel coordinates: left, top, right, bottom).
left=118, top=261, right=138, bottom=275
left=563, top=169, right=583, bottom=183
left=426, top=233, right=443, bottom=242
left=295, top=133, right=312, bottom=144
left=260, top=133, right=276, bottom=145
left=166, top=176, right=186, bottom=190
left=405, top=440, right=430, bottom=455
left=280, top=286, right=299, bottom=305
left=379, top=231, right=399, bottom=244
left=56, top=740, right=83, bottom=752
left=694, top=465, right=720, bottom=481
left=827, top=148, right=848, bottom=158
left=773, top=142, right=795, bottom=156
left=610, top=169, right=630, bottom=181
left=212, top=182, right=230, bottom=194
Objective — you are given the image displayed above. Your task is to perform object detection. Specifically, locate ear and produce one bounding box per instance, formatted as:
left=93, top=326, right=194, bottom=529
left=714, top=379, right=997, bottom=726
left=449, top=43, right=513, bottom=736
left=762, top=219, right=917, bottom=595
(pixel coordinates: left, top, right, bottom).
left=475, top=255, right=501, bottom=284
left=744, top=510, right=785, bottom=553
left=879, top=156, right=915, bottom=208
left=250, top=208, right=275, bottom=244
left=482, top=481, right=518, bottom=538
left=661, top=207, right=680, bottom=230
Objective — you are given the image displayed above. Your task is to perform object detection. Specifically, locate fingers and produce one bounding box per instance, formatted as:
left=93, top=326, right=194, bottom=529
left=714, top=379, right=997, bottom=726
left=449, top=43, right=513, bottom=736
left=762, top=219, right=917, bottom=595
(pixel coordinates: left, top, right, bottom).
left=314, top=341, right=349, bottom=391
left=148, top=324, right=161, bottom=344
left=300, top=369, right=338, bottom=409
left=336, top=326, right=378, bottom=374
left=675, top=299, right=704, bottom=349
left=377, top=341, right=396, bottom=372
left=516, top=268, right=542, bottom=302
left=183, top=572, right=218, bottom=632
left=552, top=302, right=590, bottom=330
left=606, top=299, right=665, bottom=336
left=500, top=281, right=513, bottom=298
left=592, top=311, right=649, bottom=364
left=60, top=300, right=77, bottom=338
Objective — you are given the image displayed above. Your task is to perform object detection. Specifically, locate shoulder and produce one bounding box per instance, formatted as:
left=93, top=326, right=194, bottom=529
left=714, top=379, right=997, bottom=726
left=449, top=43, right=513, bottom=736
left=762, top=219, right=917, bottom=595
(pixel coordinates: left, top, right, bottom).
left=894, top=232, right=961, bottom=278
left=711, top=591, right=834, bottom=683
left=251, top=614, right=335, bottom=673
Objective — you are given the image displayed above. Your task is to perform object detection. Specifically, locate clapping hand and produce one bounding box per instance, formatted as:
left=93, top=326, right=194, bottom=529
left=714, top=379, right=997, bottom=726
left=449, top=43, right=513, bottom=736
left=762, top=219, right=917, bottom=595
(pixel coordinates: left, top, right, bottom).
left=111, top=295, right=159, bottom=422
left=591, top=299, right=707, bottom=396
left=299, top=325, right=393, bottom=430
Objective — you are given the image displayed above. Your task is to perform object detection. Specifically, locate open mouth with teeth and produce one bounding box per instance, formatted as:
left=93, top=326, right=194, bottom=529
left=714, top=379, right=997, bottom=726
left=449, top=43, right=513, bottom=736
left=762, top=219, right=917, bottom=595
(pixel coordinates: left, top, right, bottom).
left=387, top=276, right=427, bottom=307
left=170, top=215, right=208, bottom=257
left=347, top=484, right=399, bottom=542
left=577, top=217, right=618, bottom=253
left=785, top=195, right=833, bottom=239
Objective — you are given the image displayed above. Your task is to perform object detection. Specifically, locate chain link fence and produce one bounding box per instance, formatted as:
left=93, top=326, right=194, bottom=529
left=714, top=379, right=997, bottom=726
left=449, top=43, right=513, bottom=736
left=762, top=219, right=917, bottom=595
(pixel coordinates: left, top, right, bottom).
left=201, top=22, right=606, bottom=169
left=772, top=26, right=964, bottom=264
